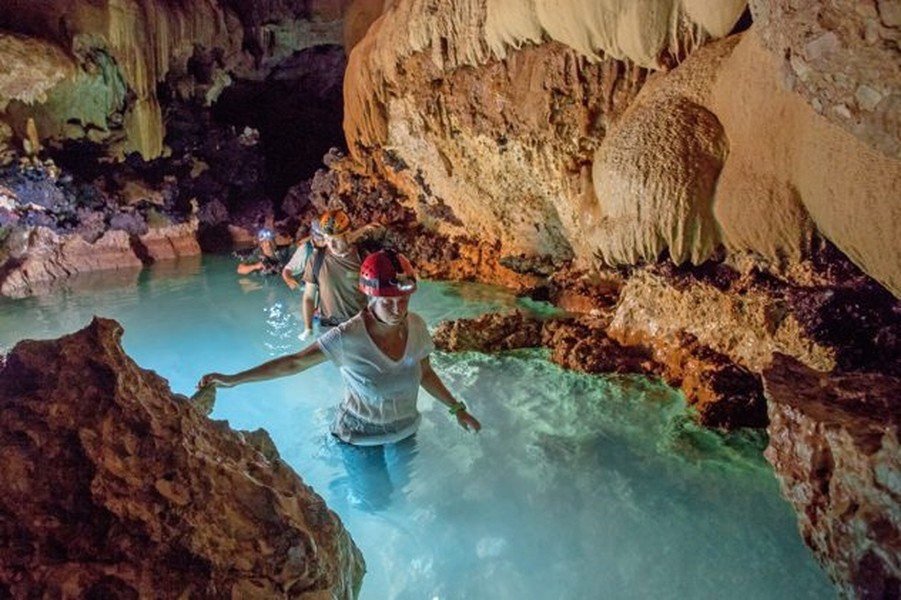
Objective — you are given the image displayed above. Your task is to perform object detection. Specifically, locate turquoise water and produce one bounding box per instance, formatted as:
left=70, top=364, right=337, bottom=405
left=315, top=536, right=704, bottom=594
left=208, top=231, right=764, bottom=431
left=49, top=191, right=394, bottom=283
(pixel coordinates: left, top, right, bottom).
left=0, top=256, right=835, bottom=599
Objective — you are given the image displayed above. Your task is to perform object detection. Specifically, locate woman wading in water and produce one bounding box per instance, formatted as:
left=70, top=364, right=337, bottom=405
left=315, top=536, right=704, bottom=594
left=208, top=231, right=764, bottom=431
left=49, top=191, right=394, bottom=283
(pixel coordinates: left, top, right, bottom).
left=198, top=249, right=481, bottom=507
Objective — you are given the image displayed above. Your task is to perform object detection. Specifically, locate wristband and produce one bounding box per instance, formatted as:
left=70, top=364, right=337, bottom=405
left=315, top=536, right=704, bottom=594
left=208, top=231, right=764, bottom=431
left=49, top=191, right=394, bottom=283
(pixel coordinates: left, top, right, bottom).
left=448, top=402, right=467, bottom=415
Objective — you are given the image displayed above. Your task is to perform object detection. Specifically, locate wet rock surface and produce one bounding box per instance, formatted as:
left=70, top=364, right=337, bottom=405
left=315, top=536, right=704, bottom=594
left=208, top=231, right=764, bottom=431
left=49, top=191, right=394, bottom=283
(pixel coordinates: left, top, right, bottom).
left=0, top=317, right=364, bottom=598
left=433, top=309, right=767, bottom=429
left=763, top=354, right=901, bottom=599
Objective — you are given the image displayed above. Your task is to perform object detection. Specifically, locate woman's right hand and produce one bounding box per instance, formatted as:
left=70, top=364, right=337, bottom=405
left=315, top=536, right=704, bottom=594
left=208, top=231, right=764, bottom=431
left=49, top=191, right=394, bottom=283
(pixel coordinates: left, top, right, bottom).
left=198, top=373, right=234, bottom=389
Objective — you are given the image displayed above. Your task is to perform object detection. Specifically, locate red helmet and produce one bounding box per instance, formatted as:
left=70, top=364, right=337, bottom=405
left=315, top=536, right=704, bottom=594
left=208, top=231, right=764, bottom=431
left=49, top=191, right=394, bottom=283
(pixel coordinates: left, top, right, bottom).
left=319, top=209, right=350, bottom=235
left=359, top=250, right=418, bottom=297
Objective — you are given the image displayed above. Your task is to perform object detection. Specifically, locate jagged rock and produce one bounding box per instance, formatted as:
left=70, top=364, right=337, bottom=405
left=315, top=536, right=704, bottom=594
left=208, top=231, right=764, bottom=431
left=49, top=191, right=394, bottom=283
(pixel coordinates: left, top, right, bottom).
left=541, top=317, right=656, bottom=376
left=540, top=267, right=624, bottom=315
left=0, top=317, right=364, bottom=598
left=432, top=311, right=545, bottom=353
left=763, top=354, right=900, bottom=599
left=642, top=332, right=767, bottom=429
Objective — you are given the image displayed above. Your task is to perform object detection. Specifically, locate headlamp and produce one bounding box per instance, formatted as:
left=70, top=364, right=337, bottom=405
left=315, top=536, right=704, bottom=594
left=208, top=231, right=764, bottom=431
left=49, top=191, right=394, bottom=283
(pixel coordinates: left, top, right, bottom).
left=392, top=275, right=416, bottom=292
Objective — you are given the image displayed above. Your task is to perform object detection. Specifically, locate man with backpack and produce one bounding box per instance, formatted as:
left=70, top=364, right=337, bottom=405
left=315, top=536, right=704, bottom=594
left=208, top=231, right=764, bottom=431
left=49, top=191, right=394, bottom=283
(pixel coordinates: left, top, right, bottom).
left=298, top=209, right=368, bottom=341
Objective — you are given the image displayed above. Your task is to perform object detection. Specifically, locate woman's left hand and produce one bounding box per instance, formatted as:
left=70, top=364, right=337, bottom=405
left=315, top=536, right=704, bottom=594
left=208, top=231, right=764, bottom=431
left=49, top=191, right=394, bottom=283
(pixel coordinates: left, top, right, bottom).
left=456, top=411, right=481, bottom=432
left=198, top=372, right=234, bottom=389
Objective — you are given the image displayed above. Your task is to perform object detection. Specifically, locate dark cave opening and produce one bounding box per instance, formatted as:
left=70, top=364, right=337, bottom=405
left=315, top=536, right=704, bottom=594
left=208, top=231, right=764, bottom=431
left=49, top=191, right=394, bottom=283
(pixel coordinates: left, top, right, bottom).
left=211, top=44, right=348, bottom=204
left=730, top=7, right=753, bottom=35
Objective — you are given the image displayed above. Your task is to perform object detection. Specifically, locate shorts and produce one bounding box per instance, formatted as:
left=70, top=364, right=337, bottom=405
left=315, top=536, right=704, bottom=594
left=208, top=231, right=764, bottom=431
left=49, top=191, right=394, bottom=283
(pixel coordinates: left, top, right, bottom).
left=331, top=409, right=421, bottom=446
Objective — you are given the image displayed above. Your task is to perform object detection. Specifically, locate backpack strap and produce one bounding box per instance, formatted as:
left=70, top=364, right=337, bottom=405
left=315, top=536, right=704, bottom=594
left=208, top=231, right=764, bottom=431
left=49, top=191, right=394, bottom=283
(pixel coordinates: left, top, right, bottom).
left=311, top=247, right=326, bottom=286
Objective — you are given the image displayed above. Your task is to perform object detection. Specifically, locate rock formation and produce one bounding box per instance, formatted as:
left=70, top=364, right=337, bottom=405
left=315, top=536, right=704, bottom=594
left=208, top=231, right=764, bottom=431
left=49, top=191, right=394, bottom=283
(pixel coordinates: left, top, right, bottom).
left=0, top=0, right=349, bottom=160
left=0, top=221, right=200, bottom=298
left=342, top=0, right=901, bottom=297
left=763, top=354, right=900, bottom=599
left=0, top=317, right=364, bottom=597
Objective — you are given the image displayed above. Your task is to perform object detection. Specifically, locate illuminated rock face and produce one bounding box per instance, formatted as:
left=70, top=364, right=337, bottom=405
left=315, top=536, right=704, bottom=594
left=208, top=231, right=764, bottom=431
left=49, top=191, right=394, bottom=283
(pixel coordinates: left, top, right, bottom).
left=0, top=317, right=364, bottom=598
left=343, top=0, right=901, bottom=298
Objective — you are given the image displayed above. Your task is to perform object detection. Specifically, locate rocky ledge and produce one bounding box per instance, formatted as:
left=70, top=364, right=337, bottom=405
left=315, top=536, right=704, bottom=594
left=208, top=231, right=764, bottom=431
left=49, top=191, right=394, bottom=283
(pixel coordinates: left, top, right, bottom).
left=0, top=317, right=364, bottom=598
left=763, top=354, right=900, bottom=599
left=432, top=309, right=767, bottom=429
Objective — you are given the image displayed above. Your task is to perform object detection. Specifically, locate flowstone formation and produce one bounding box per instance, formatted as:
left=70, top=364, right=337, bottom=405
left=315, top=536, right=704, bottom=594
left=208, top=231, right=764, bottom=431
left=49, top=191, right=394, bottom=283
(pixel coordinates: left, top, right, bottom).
left=0, top=317, right=364, bottom=598
left=343, top=0, right=901, bottom=296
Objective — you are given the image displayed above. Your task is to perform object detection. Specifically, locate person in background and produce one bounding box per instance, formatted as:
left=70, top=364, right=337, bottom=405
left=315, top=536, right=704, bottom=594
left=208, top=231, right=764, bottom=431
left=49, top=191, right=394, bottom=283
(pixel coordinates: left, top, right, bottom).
left=281, top=218, right=326, bottom=291
left=236, top=227, right=288, bottom=276
left=298, top=209, right=367, bottom=340
left=197, top=249, right=481, bottom=508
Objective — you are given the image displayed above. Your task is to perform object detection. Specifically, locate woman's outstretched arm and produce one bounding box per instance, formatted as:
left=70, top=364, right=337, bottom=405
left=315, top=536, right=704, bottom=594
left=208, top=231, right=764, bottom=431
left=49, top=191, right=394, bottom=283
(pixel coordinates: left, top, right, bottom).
left=199, top=343, right=328, bottom=389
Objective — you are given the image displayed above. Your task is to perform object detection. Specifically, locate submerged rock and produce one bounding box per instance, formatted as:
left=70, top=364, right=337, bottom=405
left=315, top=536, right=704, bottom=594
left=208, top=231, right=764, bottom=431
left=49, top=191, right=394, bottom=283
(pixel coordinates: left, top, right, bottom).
left=0, top=317, right=364, bottom=598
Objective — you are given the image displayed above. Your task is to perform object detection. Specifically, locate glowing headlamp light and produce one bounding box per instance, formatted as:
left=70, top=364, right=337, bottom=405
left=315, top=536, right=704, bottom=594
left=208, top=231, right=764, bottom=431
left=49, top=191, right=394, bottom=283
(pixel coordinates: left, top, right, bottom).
left=392, top=276, right=416, bottom=292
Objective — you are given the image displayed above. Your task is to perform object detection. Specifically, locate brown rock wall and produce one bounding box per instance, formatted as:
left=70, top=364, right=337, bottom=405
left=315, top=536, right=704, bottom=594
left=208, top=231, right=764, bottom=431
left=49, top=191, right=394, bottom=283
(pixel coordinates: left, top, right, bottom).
left=750, top=0, right=901, bottom=158
left=386, top=43, right=644, bottom=266
left=0, top=228, right=143, bottom=298
left=763, top=354, right=901, bottom=598
left=0, top=222, right=203, bottom=298
left=0, top=317, right=364, bottom=597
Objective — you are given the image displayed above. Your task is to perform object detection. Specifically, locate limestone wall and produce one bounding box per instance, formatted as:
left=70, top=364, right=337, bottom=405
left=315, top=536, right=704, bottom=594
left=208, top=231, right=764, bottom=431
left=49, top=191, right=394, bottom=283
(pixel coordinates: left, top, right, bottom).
left=0, top=0, right=348, bottom=159
left=342, top=0, right=901, bottom=298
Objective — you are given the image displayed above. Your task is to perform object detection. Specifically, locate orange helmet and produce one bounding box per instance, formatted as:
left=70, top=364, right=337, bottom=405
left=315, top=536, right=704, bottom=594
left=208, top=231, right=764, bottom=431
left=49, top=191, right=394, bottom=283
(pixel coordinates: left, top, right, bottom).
left=319, top=210, right=350, bottom=236
left=359, top=250, right=418, bottom=297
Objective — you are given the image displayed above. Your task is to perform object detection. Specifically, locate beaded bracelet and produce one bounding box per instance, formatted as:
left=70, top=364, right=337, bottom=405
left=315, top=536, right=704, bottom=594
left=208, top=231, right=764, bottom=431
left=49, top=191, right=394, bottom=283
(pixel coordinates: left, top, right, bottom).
left=448, top=402, right=467, bottom=415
